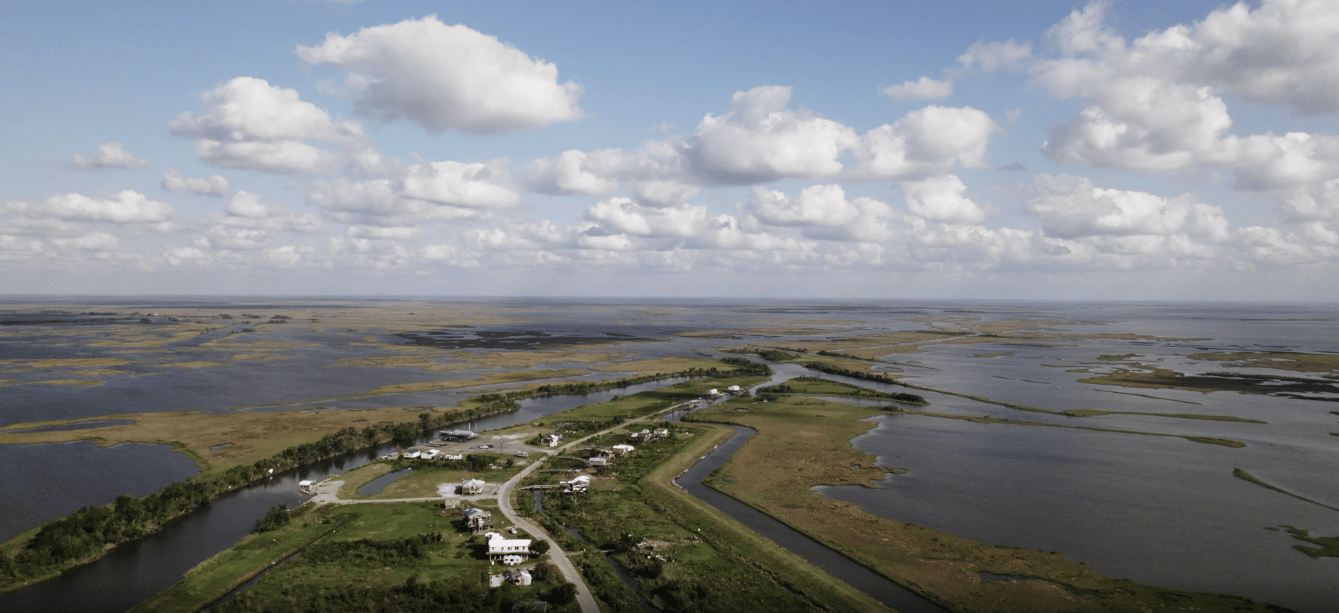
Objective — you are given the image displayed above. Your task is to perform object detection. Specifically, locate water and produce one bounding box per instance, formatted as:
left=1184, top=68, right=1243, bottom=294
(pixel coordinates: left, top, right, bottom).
left=3, top=298, right=1338, bottom=611
left=0, top=441, right=200, bottom=542
left=0, top=379, right=702, bottom=611
left=356, top=468, right=412, bottom=496
left=674, top=424, right=945, bottom=613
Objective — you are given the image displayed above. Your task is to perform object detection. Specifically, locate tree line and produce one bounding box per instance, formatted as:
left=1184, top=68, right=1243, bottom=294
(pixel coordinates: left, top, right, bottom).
left=0, top=403, right=514, bottom=590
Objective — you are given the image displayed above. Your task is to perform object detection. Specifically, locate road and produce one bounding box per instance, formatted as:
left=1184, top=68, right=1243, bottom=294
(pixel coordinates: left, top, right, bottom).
left=306, top=397, right=709, bottom=613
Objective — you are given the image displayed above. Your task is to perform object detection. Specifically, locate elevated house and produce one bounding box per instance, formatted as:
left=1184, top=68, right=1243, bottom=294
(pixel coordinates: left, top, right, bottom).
left=610, top=444, right=635, bottom=456
left=462, top=507, right=493, bottom=534
left=561, top=475, right=591, bottom=494
left=485, top=532, right=532, bottom=565
left=462, top=478, right=486, bottom=495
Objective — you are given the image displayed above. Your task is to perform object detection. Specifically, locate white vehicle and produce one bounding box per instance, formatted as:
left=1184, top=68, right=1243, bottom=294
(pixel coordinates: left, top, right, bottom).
left=515, top=451, right=528, bottom=458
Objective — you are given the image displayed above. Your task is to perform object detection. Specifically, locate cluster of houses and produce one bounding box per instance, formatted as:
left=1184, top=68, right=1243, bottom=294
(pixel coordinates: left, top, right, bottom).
left=400, top=448, right=466, bottom=461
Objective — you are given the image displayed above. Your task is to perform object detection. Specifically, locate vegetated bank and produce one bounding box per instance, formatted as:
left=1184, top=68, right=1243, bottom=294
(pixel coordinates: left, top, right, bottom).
left=685, top=392, right=1292, bottom=613
left=0, top=358, right=769, bottom=595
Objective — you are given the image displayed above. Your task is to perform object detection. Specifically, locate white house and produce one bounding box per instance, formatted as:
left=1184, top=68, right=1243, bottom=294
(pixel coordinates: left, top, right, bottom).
left=610, top=444, right=635, bottom=456
left=462, top=478, right=486, bottom=495
left=708, top=388, right=720, bottom=396
left=727, top=385, right=741, bottom=392
left=421, top=449, right=440, bottom=460
left=562, top=475, right=591, bottom=493
left=587, top=456, right=607, bottom=467
left=402, top=450, right=421, bottom=459
left=541, top=433, right=562, bottom=447
left=485, top=532, right=532, bottom=565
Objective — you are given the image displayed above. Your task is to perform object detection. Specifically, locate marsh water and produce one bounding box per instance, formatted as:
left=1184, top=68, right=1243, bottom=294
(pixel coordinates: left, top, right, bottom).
left=2, top=298, right=1338, bottom=612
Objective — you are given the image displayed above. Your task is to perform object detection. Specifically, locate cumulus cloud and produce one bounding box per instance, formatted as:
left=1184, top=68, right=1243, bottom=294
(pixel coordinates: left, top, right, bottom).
left=686, top=86, right=858, bottom=183
left=169, top=76, right=363, bottom=174
left=402, top=161, right=520, bottom=208
left=1027, top=174, right=1229, bottom=241
left=749, top=183, right=894, bottom=241
left=307, top=178, right=490, bottom=225
left=881, top=76, right=953, bottom=100
left=38, top=191, right=174, bottom=223
left=70, top=142, right=150, bottom=170
left=162, top=169, right=229, bottom=197
left=297, top=15, right=581, bottom=134
left=852, top=105, right=995, bottom=179
left=1026, top=0, right=1339, bottom=189
left=525, top=150, right=623, bottom=196
left=900, top=175, right=989, bottom=224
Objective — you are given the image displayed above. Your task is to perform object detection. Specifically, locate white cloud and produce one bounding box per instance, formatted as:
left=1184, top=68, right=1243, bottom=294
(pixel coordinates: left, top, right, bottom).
left=224, top=191, right=271, bottom=218
left=1028, top=174, right=1229, bottom=240
left=169, top=76, right=363, bottom=174
left=39, top=191, right=174, bottom=223
left=634, top=179, right=699, bottom=207
left=297, top=15, right=581, bottom=134
left=957, top=40, right=1032, bottom=72
left=686, top=86, right=858, bottom=183
left=1028, top=0, right=1339, bottom=188
left=853, top=105, right=995, bottom=179
left=525, top=150, right=623, bottom=196
left=70, top=142, right=150, bottom=170
left=402, top=161, right=520, bottom=208
left=881, top=76, right=953, bottom=100
left=307, top=178, right=490, bottom=225
left=583, top=197, right=706, bottom=238
left=51, top=232, right=120, bottom=251
left=900, top=175, right=989, bottom=225
left=749, top=183, right=894, bottom=242
left=162, top=169, right=229, bottom=197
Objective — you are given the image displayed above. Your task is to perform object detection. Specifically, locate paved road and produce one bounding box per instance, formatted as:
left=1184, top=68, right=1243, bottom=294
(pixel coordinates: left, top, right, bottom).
left=306, top=397, right=707, bottom=613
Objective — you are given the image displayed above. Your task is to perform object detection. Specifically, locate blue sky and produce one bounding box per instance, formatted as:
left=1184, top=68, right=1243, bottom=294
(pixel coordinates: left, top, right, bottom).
left=3, top=0, right=1338, bottom=300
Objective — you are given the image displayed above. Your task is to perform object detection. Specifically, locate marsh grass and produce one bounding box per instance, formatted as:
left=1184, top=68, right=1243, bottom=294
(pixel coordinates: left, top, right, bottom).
left=0, top=404, right=463, bottom=473
left=689, top=396, right=1282, bottom=612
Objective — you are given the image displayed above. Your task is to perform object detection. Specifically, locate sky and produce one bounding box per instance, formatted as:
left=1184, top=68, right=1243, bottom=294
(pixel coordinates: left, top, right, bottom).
left=3, top=0, right=1338, bottom=301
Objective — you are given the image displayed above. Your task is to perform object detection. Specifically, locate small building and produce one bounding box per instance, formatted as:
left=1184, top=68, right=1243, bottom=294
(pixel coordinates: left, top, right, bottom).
left=462, top=507, right=493, bottom=534
left=587, top=456, right=607, bottom=468
left=298, top=480, right=316, bottom=494
left=652, top=427, right=669, bottom=440
left=462, top=478, right=486, bottom=495
left=489, top=568, right=533, bottom=588
left=402, top=450, right=421, bottom=459
left=708, top=388, right=720, bottom=396
left=440, top=429, right=478, bottom=442
left=444, top=453, right=464, bottom=461
left=486, top=532, right=532, bottom=565
left=562, top=475, right=591, bottom=493
left=540, top=433, right=561, bottom=447
left=727, top=385, right=741, bottom=392
left=610, top=444, right=635, bottom=456
left=629, top=429, right=650, bottom=442
left=421, top=449, right=440, bottom=460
